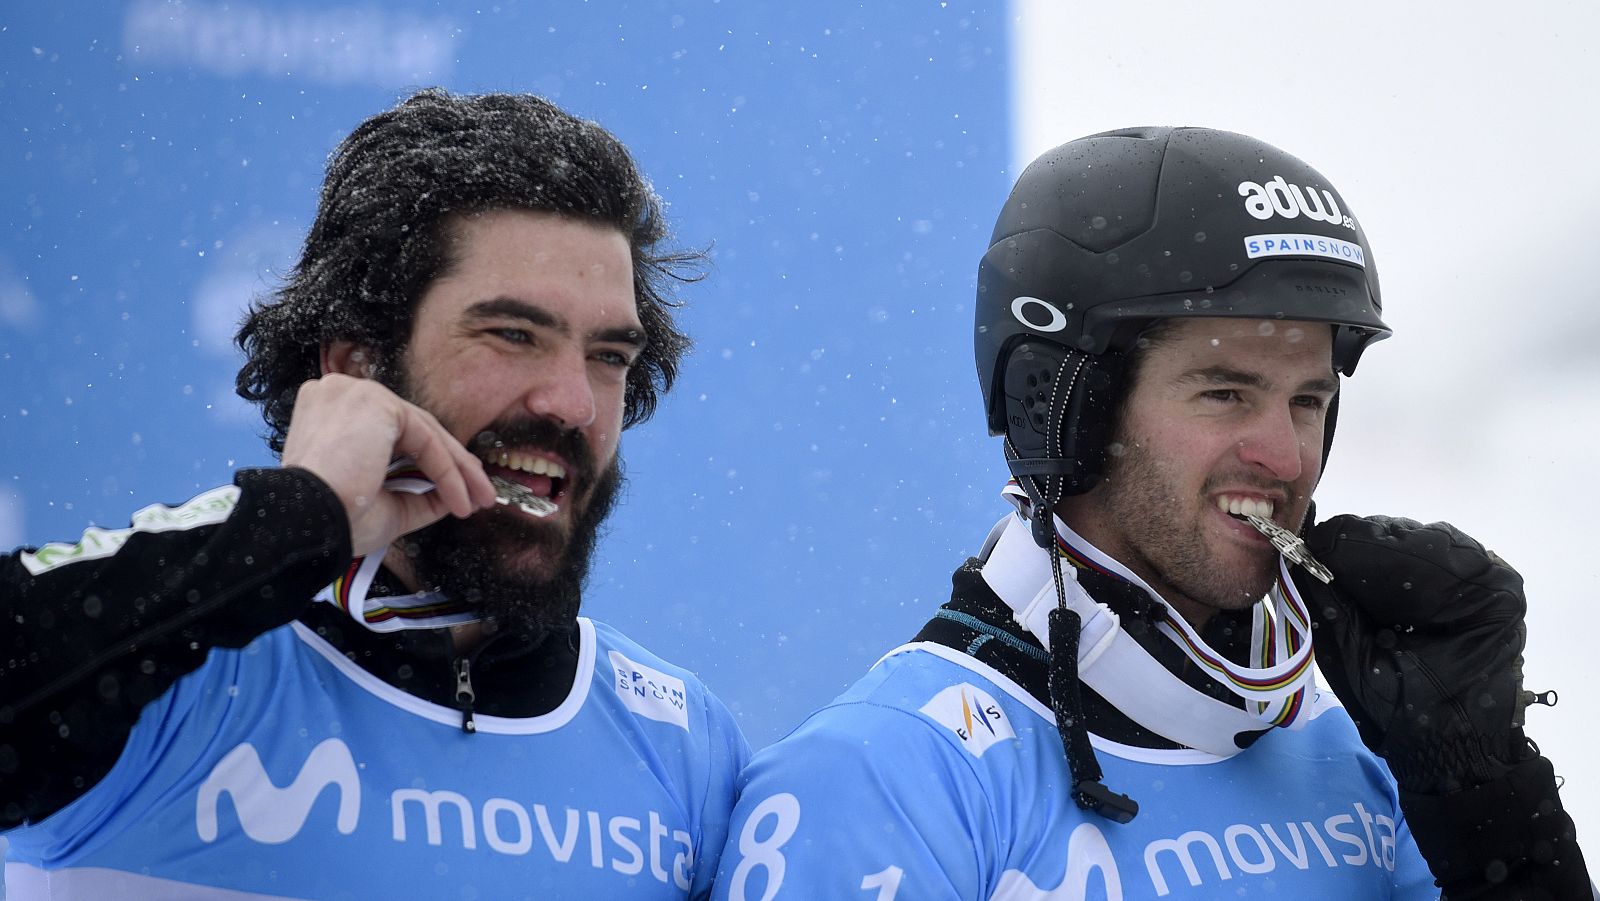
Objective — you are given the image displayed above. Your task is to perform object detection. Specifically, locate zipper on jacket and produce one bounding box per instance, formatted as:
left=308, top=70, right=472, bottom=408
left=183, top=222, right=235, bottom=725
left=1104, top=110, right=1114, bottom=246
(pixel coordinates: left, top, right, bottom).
left=453, top=656, right=477, bottom=734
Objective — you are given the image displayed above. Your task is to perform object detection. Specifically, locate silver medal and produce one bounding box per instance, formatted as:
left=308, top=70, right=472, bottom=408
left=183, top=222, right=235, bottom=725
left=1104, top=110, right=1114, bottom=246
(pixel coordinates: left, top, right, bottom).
left=1244, top=514, right=1333, bottom=584
left=488, top=474, right=558, bottom=518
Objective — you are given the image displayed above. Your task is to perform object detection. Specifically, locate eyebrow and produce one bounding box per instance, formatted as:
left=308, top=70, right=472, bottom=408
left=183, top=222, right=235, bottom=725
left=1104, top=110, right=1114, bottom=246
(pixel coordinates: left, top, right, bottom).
left=1178, top=365, right=1339, bottom=396
left=464, top=296, right=647, bottom=348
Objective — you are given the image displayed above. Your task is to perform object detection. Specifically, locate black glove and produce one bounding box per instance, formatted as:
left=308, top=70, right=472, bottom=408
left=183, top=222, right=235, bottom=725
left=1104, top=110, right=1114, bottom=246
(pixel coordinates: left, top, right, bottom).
left=1294, top=514, right=1587, bottom=899
left=1295, top=514, right=1529, bottom=791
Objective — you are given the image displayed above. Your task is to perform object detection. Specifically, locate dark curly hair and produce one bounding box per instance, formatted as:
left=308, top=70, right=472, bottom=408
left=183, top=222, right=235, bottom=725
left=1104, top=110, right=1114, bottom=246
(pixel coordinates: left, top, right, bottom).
left=236, top=88, right=698, bottom=453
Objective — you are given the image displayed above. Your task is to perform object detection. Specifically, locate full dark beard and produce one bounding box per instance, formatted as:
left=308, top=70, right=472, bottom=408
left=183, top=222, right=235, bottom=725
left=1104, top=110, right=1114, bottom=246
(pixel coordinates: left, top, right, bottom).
left=398, top=457, right=623, bottom=637
left=379, top=363, right=623, bottom=638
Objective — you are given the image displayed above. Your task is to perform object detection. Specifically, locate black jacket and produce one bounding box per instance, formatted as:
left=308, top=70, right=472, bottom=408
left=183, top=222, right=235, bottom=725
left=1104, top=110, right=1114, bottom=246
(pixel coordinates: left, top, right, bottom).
left=914, top=560, right=1591, bottom=900
left=1, top=467, right=577, bottom=830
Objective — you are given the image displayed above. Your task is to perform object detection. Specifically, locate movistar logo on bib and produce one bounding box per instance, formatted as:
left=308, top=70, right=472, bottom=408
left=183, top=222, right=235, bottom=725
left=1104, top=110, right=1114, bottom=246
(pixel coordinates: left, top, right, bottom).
left=197, top=738, right=359, bottom=844
left=994, top=802, right=1400, bottom=898
left=193, top=737, right=698, bottom=887
left=919, top=683, right=1016, bottom=757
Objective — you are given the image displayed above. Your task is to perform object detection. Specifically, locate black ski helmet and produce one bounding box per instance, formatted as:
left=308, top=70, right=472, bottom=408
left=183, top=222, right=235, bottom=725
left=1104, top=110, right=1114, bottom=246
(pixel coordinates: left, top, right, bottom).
left=976, top=126, right=1389, bottom=509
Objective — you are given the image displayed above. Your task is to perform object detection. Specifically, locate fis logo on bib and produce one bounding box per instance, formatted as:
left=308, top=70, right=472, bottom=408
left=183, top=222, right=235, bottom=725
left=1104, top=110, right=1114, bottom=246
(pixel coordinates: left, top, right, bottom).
left=920, top=683, right=1015, bottom=757
left=1238, top=175, right=1357, bottom=230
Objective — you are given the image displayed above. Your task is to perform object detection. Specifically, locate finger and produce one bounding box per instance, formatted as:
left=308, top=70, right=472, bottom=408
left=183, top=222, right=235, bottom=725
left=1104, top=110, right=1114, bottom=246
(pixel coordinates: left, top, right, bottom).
left=1295, top=574, right=1349, bottom=632
left=441, top=419, right=496, bottom=510
left=388, top=484, right=461, bottom=547
left=1293, top=572, right=1365, bottom=666
left=350, top=488, right=456, bottom=558
left=413, top=401, right=496, bottom=510
left=1306, top=515, right=1526, bottom=628
left=391, top=404, right=482, bottom=520
left=1290, top=575, right=1390, bottom=745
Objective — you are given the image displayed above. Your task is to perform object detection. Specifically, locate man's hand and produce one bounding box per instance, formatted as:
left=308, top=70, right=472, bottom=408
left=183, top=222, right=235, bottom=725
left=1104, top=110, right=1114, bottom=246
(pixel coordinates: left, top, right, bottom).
left=1293, top=514, right=1531, bottom=793
left=280, top=375, right=497, bottom=557
left=1294, top=515, right=1593, bottom=897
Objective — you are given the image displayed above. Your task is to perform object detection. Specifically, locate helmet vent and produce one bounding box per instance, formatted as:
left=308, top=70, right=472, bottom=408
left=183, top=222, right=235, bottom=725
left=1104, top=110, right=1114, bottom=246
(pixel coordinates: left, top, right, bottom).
left=1024, top=365, right=1056, bottom=427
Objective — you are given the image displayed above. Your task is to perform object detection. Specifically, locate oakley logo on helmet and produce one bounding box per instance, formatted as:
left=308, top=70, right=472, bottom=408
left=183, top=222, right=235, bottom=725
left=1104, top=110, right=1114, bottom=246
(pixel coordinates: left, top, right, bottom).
left=1237, top=176, right=1356, bottom=230
left=1010, top=296, right=1069, bottom=333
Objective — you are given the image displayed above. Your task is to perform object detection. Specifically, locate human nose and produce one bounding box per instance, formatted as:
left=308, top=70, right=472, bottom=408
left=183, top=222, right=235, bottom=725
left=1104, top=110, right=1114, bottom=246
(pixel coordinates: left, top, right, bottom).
left=1236, top=405, right=1307, bottom=482
left=523, top=350, right=597, bottom=430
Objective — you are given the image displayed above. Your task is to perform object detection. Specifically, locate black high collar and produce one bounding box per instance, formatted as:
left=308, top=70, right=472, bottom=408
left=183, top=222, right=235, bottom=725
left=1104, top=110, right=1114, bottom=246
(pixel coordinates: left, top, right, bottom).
left=914, top=559, right=1259, bottom=750
left=296, top=568, right=581, bottom=719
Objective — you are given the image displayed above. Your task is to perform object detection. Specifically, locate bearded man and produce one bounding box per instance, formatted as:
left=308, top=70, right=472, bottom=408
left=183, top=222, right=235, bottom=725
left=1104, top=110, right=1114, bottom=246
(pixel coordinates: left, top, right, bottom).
left=1, top=88, right=747, bottom=900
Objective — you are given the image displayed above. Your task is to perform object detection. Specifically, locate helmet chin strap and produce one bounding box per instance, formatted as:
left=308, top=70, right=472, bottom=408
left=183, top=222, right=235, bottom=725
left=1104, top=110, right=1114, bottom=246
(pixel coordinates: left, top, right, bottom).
left=985, top=488, right=1320, bottom=755
left=1000, top=346, right=1139, bottom=823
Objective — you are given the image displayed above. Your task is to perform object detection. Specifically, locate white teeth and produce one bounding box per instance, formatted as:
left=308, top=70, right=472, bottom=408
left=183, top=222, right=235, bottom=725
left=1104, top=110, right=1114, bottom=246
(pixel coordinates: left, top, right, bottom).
left=482, top=450, right=566, bottom=480
left=1218, top=496, right=1274, bottom=518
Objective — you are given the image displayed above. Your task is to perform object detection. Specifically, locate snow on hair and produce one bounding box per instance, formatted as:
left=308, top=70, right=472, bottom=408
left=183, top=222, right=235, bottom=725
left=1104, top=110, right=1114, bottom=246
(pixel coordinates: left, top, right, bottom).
left=235, top=88, right=699, bottom=453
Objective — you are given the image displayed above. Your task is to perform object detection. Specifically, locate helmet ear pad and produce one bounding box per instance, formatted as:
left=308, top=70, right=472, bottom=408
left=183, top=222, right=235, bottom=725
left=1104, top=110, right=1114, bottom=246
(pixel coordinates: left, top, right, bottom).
left=999, top=338, right=1126, bottom=500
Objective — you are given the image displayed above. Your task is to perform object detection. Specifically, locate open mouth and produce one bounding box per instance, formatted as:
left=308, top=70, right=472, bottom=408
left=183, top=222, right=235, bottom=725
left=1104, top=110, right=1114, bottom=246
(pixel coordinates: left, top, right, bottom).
left=479, top=450, right=571, bottom=514
left=1217, top=495, right=1277, bottom=540
left=1218, top=500, right=1334, bottom=583
left=1217, top=495, right=1274, bottom=521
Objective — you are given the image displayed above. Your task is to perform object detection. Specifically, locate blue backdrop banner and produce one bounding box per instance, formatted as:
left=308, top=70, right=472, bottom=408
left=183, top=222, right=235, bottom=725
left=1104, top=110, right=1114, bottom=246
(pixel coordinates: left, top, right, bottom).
left=1, top=0, right=1012, bottom=775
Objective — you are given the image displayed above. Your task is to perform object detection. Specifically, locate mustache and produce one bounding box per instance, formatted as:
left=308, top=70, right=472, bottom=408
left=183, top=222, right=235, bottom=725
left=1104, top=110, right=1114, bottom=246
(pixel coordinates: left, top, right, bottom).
left=1200, top=471, right=1302, bottom=507
left=468, top=417, right=597, bottom=487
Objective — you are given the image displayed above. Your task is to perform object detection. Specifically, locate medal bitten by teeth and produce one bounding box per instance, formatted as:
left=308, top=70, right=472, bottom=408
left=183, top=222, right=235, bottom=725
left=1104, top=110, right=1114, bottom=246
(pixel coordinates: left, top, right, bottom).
left=382, top=459, right=556, bottom=518
left=1243, top=513, right=1333, bottom=584
left=488, top=474, right=557, bottom=518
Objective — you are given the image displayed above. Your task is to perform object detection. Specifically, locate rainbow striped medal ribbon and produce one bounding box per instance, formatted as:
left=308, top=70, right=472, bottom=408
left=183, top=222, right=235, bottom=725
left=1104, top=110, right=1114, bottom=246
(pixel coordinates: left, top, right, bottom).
left=314, top=552, right=475, bottom=632
left=995, top=482, right=1318, bottom=753
left=311, top=458, right=549, bottom=632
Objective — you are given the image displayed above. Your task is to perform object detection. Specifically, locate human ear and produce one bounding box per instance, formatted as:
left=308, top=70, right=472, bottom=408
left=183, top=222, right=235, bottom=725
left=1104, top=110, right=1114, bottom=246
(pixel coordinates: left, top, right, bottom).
left=321, top=340, right=378, bottom=379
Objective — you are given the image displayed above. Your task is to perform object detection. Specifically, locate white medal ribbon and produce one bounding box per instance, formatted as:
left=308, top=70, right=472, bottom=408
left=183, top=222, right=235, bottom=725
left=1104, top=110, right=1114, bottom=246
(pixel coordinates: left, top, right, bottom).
left=310, top=460, right=482, bottom=633
left=311, top=547, right=480, bottom=633
left=984, top=485, right=1317, bottom=758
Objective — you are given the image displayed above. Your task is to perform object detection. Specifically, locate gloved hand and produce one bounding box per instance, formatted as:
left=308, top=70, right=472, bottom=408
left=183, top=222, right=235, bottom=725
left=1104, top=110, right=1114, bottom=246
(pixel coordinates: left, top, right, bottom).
left=1294, top=514, right=1587, bottom=898
left=1292, top=513, right=1532, bottom=793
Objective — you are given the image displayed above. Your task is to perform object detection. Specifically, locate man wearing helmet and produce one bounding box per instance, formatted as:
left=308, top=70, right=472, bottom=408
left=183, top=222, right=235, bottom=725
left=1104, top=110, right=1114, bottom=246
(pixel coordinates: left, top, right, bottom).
left=713, top=128, right=1588, bottom=899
